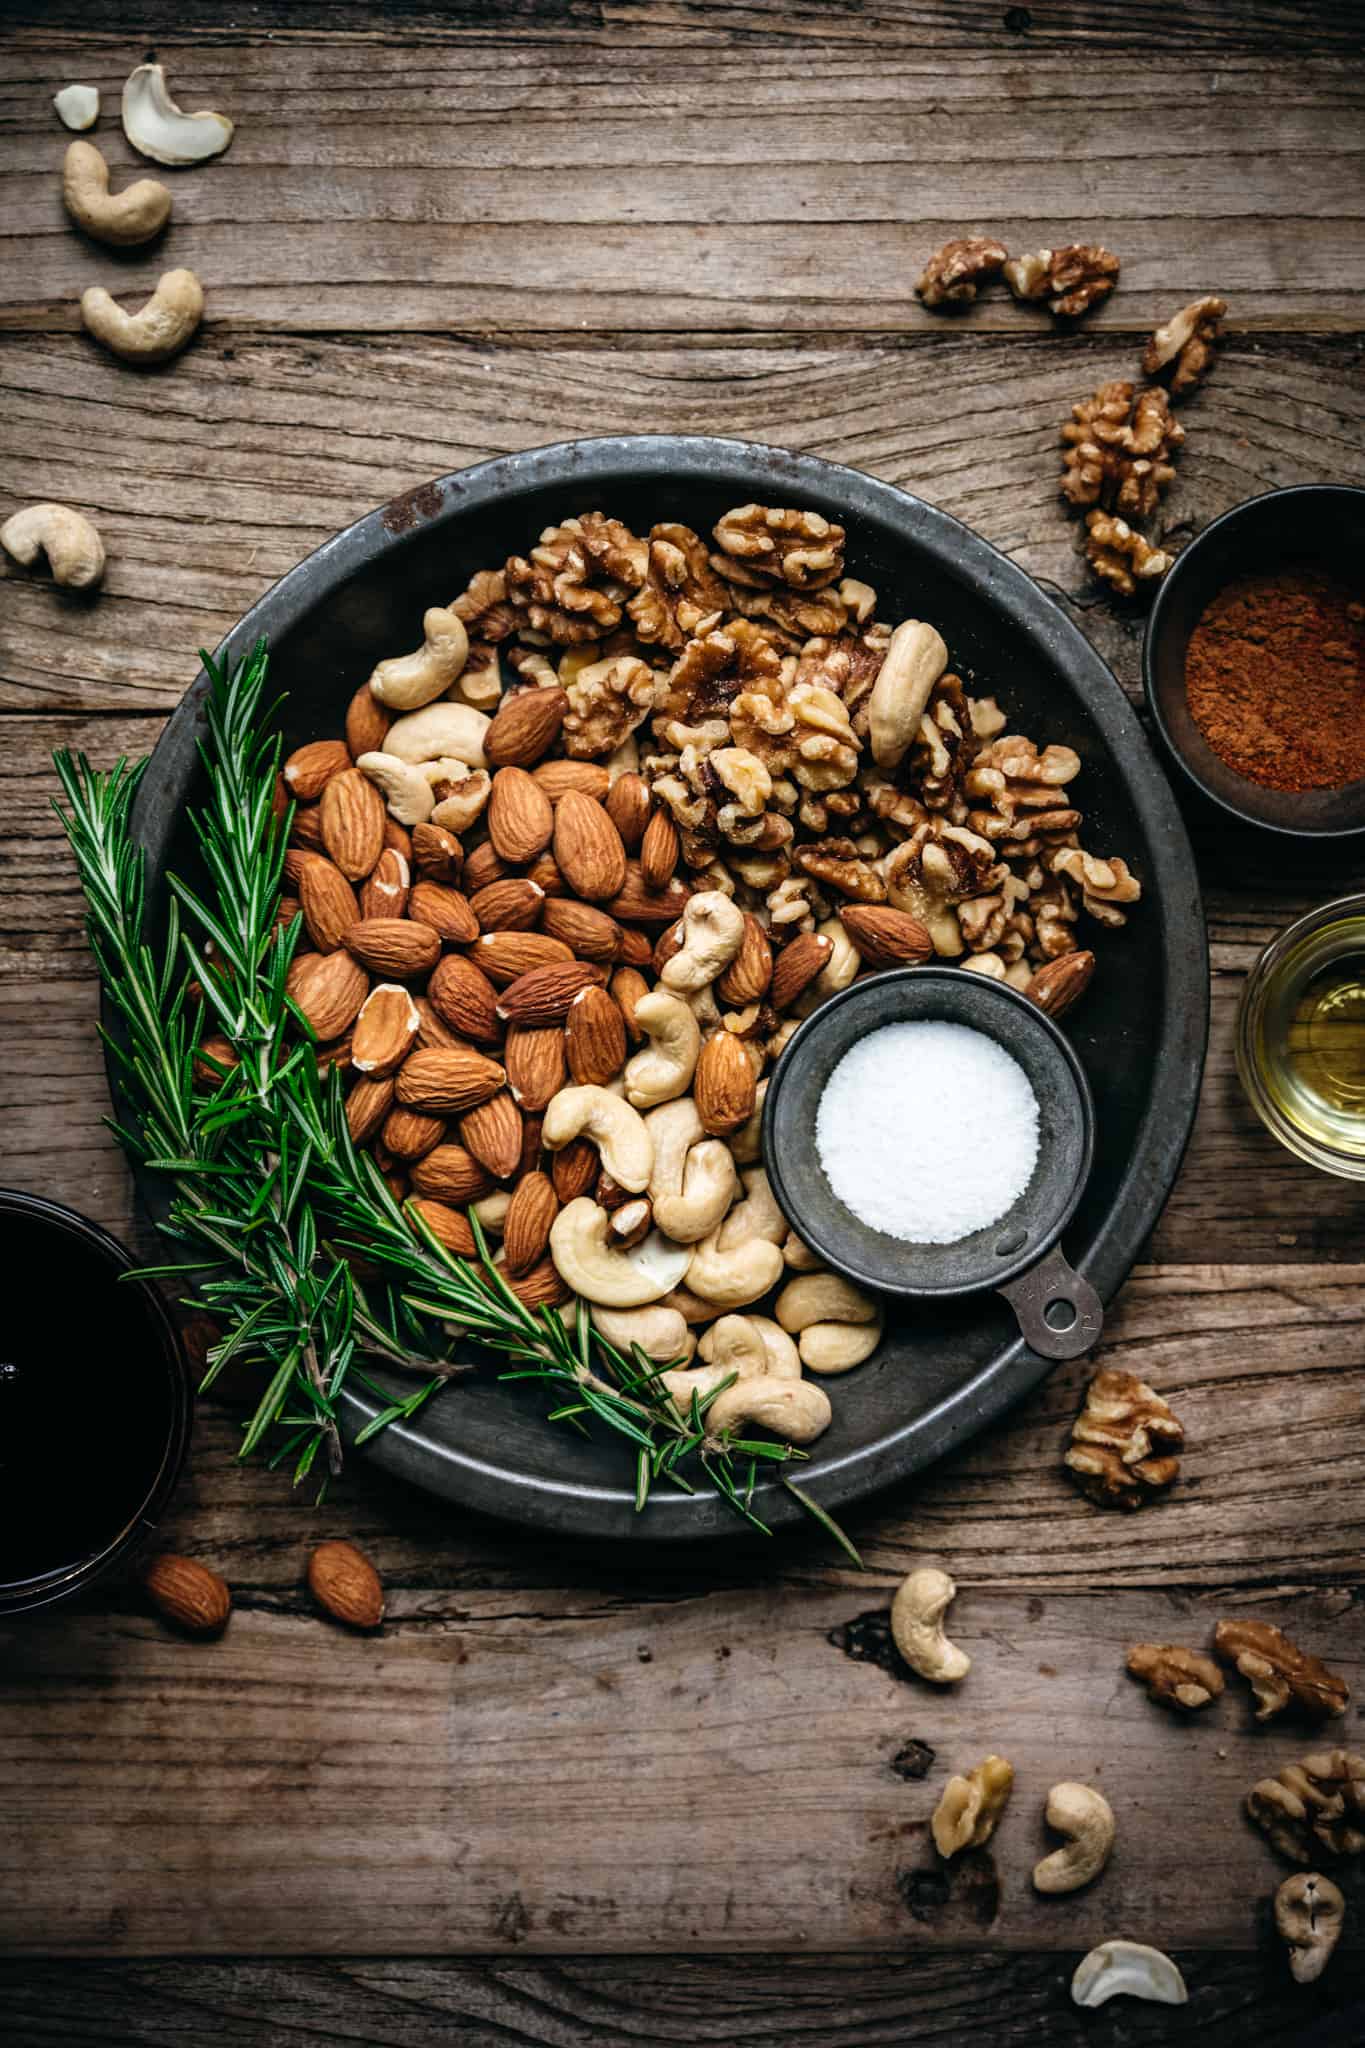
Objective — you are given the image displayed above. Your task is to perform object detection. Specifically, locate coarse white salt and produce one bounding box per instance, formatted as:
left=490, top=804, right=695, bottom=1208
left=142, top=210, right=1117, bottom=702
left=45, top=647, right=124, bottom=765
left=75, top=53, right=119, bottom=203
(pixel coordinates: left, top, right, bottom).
left=815, top=1020, right=1039, bottom=1243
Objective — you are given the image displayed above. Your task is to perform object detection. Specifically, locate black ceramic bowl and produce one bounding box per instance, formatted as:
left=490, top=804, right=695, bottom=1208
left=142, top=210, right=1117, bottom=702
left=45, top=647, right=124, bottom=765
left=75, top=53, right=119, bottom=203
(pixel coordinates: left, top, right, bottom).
left=1143, top=484, right=1365, bottom=838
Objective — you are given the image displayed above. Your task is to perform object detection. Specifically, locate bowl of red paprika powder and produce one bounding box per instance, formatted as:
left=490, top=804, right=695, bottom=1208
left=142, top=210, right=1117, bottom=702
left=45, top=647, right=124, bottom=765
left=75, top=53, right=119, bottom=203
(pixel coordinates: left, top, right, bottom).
left=1144, top=485, right=1365, bottom=838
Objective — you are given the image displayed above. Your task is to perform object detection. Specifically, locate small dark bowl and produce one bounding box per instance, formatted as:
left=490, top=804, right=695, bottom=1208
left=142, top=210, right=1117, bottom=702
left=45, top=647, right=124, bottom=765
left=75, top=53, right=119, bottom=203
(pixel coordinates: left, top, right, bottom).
left=1143, top=484, right=1365, bottom=839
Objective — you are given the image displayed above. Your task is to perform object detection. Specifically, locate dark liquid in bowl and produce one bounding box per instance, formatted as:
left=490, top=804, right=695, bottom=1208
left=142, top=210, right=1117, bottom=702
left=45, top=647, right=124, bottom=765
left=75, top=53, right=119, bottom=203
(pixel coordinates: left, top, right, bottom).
left=0, top=1213, right=176, bottom=1592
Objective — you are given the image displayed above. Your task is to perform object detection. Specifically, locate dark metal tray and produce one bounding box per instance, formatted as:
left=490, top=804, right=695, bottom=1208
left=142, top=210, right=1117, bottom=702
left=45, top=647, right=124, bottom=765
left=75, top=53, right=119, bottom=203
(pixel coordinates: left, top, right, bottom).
left=124, top=436, right=1208, bottom=1541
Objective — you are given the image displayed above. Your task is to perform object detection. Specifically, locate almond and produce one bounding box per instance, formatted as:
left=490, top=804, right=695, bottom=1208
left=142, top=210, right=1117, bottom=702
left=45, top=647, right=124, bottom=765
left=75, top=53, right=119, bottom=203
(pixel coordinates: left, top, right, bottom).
left=345, top=918, right=441, bottom=978
left=284, top=738, right=352, bottom=801
left=359, top=846, right=411, bottom=920
left=525, top=851, right=566, bottom=896
left=314, top=1033, right=353, bottom=1078
left=283, top=846, right=321, bottom=890
left=618, top=926, right=654, bottom=969
left=459, top=1090, right=523, bottom=1179
left=717, top=913, right=773, bottom=1005
left=410, top=821, right=463, bottom=882
left=395, top=1046, right=506, bottom=1114
left=539, top=897, right=623, bottom=965
left=484, top=683, right=569, bottom=768
left=475, top=931, right=575, bottom=987
left=1023, top=948, right=1095, bottom=1019
left=504, top=1023, right=567, bottom=1111
left=608, top=863, right=691, bottom=925
left=554, top=789, right=628, bottom=902
left=410, top=1143, right=495, bottom=1205
left=518, top=1111, right=545, bottom=1179
left=487, top=765, right=555, bottom=863
left=307, top=1539, right=384, bottom=1630
left=407, top=1195, right=477, bottom=1259
left=409, top=879, right=479, bottom=945
left=502, top=1171, right=560, bottom=1276
left=346, top=1074, right=397, bottom=1145
left=694, top=1029, right=758, bottom=1136
left=298, top=856, right=361, bottom=953
left=609, top=965, right=650, bottom=1041
left=286, top=950, right=369, bottom=1040
left=427, top=955, right=502, bottom=1044
left=838, top=903, right=934, bottom=969
left=380, top=1168, right=409, bottom=1205
left=461, top=842, right=507, bottom=892
left=770, top=930, right=833, bottom=1011
left=639, top=808, right=680, bottom=891
left=346, top=683, right=391, bottom=761
left=272, top=773, right=290, bottom=824
left=193, top=1032, right=239, bottom=1084
left=351, top=982, right=420, bottom=1076
left=470, top=877, right=545, bottom=932
left=503, top=1253, right=572, bottom=1310
left=413, top=995, right=462, bottom=1050
left=381, top=1105, right=446, bottom=1160
left=565, top=983, right=627, bottom=1086
left=290, top=803, right=326, bottom=851
left=320, top=768, right=386, bottom=881
left=604, top=771, right=653, bottom=851
left=532, top=759, right=609, bottom=803
left=144, top=1553, right=230, bottom=1636
left=383, top=816, right=413, bottom=864
left=551, top=1135, right=599, bottom=1204
left=496, top=960, right=606, bottom=1026
left=653, top=919, right=685, bottom=977
left=275, top=893, right=303, bottom=936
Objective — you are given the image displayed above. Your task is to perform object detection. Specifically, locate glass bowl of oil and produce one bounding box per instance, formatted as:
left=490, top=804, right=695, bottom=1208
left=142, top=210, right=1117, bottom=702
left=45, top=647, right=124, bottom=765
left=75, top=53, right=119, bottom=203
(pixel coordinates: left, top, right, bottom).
left=1237, top=894, right=1365, bottom=1177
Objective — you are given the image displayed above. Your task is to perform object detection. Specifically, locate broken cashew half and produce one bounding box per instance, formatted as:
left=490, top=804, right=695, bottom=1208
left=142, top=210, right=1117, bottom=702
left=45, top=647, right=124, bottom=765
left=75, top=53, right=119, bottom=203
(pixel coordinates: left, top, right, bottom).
left=1275, top=1872, right=1345, bottom=1984
left=356, top=751, right=435, bottom=827
left=543, top=1085, right=654, bottom=1194
left=591, top=1302, right=695, bottom=1365
left=891, top=1566, right=970, bottom=1684
left=685, top=1229, right=784, bottom=1310
left=368, top=611, right=472, bottom=715
left=1, top=503, right=105, bottom=591
left=548, top=1199, right=689, bottom=1308
left=646, top=1098, right=736, bottom=1243
left=1032, top=1783, right=1116, bottom=1894
left=660, top=890, right=746, bottom=995
left=869, top=619, right=948, bottom=771
left=63, top=141, right=171, bottom=247
left=122, top=62, right=233, bottom=166
left=81, top=268, right=204, bottom=364
left=624, top=989, right=701, bottom=1109
left=54, top=85, right=100, bottom=131
left=1071, top=1941, right=1187, bottom=2008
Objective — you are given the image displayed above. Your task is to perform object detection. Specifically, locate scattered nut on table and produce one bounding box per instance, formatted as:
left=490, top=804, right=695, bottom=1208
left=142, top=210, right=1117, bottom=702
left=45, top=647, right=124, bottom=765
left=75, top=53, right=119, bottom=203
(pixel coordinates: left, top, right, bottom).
left=1, top=502, right=105, bottom=591
left=1126, top=1642, right=1225, bottom=1712
left=916, top=235, right=1008, bottom=308
left=1071, top=1940, right=1187, bottom=2008
left=122, top=60, right=234, bottom=164
left=1032, top=1781, right=1115, bottom=1893
left=1004, top=243, right=1120, bottom=317
left=1213, top=1618, right=1349, bottom=1723
left=931, top=1755, right=1014, bottom=1857
left=1064, top=1366, right=1184, bottom=1508
left=80, top=268, right=205, bottom=364
left=1246, top=1749, right=1365, bottom=1864
left=1274, top=1872, right=1346, bottom=1983
left=1144, top=295, right=1227, bottom=397
left=63, top=140, right=172, bottom=246
left=890, top=1566, right=970, bottom=1684
left=53, top=83, right=100, bottom=130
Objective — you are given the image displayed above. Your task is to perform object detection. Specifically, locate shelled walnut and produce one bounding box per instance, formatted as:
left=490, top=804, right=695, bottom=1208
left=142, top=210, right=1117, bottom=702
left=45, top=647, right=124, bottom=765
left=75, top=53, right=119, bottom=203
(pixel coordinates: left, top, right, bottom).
left=1005, top=244, right=1119, bottom=318
left=916, top=236, right=1008, bottom=308
left=710, top=504, right=845, bottom=591
left=1061, top=381, right=1185, bottom=521
left=1214, top=1620, right=1350, bottom=1724
left=1126, top=1643, right=1225, bottom=1712
left=1247, top=1751, right=1365, bottom=1865
left=1144, top=296, right=1227, bottom=397
left=1084, top=511, right=1174, bottom=598
left=1064, top=1367, right=1184, bottom=1508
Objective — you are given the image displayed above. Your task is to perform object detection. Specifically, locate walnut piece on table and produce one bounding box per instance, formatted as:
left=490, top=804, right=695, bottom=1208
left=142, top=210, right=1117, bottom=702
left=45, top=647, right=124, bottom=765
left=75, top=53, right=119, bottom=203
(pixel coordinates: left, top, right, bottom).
left=1126, top=1643, right=1226, bottom=1712
left=1214, top=1619, right=1350, bottom=1724
left=1061, top=380, right=1184, bottom=521
left=931, top=1755, right=1015, bottom=1856
left=1004, top=243, right=1120, bottom=317
left=1247, top=1750, right=1365, bottom=1865
left=710, top=503, right=845, bottom=591
left=1064, top=1366, right=1184, bottom=1509
left=1144, top=295, right=1228, bottom=397
left=916, top=235, right=1009, bottom=308
left=1083, top=510, right=1174, bottom=598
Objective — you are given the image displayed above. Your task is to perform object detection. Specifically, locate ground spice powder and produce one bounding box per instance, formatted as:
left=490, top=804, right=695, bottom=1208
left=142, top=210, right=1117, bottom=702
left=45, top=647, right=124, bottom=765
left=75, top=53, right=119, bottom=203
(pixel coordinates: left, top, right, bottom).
left=1184, top=563, right=1365, bottom=792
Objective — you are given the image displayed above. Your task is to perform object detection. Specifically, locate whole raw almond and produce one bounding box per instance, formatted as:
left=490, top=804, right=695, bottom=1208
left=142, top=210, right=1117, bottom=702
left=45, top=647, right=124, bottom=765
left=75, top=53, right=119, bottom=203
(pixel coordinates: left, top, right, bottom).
left=320, top=768, right=386, bottom=881
left=314, top=1033, right=352, bottom=1078
left=496, top=960, right=606, bottom=1026
left=504, top=1253, right=573, bottom=1309
left=283, top=846, right=321, bottom=891
left=610, top=965, right=650, bottom=1040
left=484, top=684, right=569, bottom=768
left=351, top=982, right=420, bottom=1076
left=838, top=903, right=934, bottom=969
left=532, top=759, right=609, bottom=802
left=396, top=1046, right=506, bottom=1114
left=407, top=1196, right=477, bottom=1258
left=639, top=808, right=680, bottom=891
left=307, top=1539, right=384, bottom=1630
left=410, top=1147, right=494, bottom=1209
left=1023, top=948, right=1095, bottom=1018
left=275, top=893, right=303, bottom=938
left=539, top=897, right=623, bottom=965
left=284, top=738, right=352, bottom=801
left=504, top=1023, right=567, bottom=1111
left=359, top=846, right=411, bottom=920
left=770, top=930, right=834, bottom=1011
left=381, top=1105, right=446, bottom=1160
left=410, top=822, right=463, bottom=882
left=287, top=951, right=369, bottom=1040
left=604, top=771, right=653, bottom=851
left=382, top=816, right=413, bottom=864
left=470, top=877, right=545, bottom=931
left=475, top=931, right=575, bottom=987
left=461, top=842, right=507, bottom=892
left=427, top=955, right=502, bottom=1043
left=459, top=1091, right=523, bottom=1179
left=144, top=1553, right=230, bottom=1636
left=618, top=926, right=654, bottom=969
left=346, top=682, right=392, bottom=761
left=346, top=1074, right=397, bottom=1145
left=694, top=1029, right=758, bottom=1137
left=345, top=918, right=441, bottom=978
left=525, top=851, right=566, bottom=896
left=554, top=789, right=628, bottom=901
left=290, top=804, right=326, bottom=851
left=298, top=857, right=360, bottom=953
left=409, top=879, right=479, bottom=945
left=503, top=1171, right=559, bottom=1276
left=607, top=863, right=691, bottom=925
left=487, top=766, right=555, bottom=863
left=551, top=1134, right=599, bottom=1203
left=717, top=913, right=773, bottom=1005
left=565, top=983, right=627, bottom=1086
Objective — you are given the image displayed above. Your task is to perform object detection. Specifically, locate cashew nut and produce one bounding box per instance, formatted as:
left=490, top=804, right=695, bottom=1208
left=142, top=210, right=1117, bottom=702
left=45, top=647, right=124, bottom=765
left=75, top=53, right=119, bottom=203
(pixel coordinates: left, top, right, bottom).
left=369, top=612, right=472, bottom=715
left=685, top=1229, right=784, bottom=1309
left=1, top=503, right=105, bottom=591
left=775, top=1271, right=881, bottom=1333
left=543, top=1085, right=654, bottom=1194
left=121, top=61, right=233, bottom=165
left=744, top=1315, right=801, bottom=1378
left=717, top=1167, right=786, bottom=1250
left=63, top=142, right=171, bottom=246
left=548, top=1200, right=690, bottom=1308
left=662, top=1311, right=800, bottom=1418
left=470, top=1189, right=511, bottom=1234
left=869, top=619, right=948, bottom=770
left=1032, top=1783, right=1116, bottom=1894
left=356, top=751, right=434, bottom=827
left=1071, top=1942, right=1187, bottom=2008
left=799, top=1317, right=883, bottom=1374
left=794, top=916, right=860, bottom=1015
left=782, top=1229, right=822, bottom=1272
left=54, top=85, right=100, bottom=131
left=81, top=268, right=204, bottom=364
left=706, top=1376, right=832, bottom=1445
left=623, top=990, right=701, bottom=1109
left=696, top=1313, right=769, bottom=1382
left=1275, top=1873, right=1345, bottom=1984
left=382, top=699, right=488, bottom=768
left=890, top=1566, right=970, bottom=1684
left=421, top=759, right=492, bottom=833
left=591, top=1302, right=695, bottom=1364
left=646, top=1099, right=737, bottom=1243
left=730, top=1077, right=768, bottom=1166
left=660, top=891, right=747, bottom=995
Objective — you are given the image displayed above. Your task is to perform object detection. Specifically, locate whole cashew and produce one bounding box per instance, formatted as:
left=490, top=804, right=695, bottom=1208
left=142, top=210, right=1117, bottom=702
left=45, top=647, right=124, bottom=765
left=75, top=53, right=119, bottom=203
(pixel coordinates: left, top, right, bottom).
left=543, top=1085, right=654, bottom=1194
left=775, top=1271, right=881, bottom=1333
left=356, top=751, right=434, bottom=826
left=660, top=891, right=747, bottom=995
left=369, top=613, right=473, bottom=716
left=80, top=268, right=204, bottom=364
left=730, top=1077, right=768, bottom=1166
left=718, top=1167, right=787, bottom=1249
left=868, top=619, right=948, bottom=771
left=1, top=503, right=105, bottom=590
left=799, top=1317, right=883, bottom=1374
left=592, top=1302, right=695, bottom=1364
left=63, top=141, right=171, bottom=247
left=890, top=1566, right=971, bottom=1684
left=706, top=1376, right=832, bottom=1446
left=793, top=916, right=860, bottom=1015
left=782, top=1229, right=822, bottom=1272
left=1032, top=1783, right=1116, bottom=1894
left=646, top=1099, right=736, bottom=1243
left=661, top=1310, right=796, bottom=1417
left=745, top=1315, right=801, bottom=1378
left=548, top=1200, right=690, bottom=1308
left=696, top=1313, right=769, bottom=1381
left=421, top=759, right=492, bottom=833
left=470, top=1189, right=511, bottom=1233
left=1071, top=1941, right=1187, bottom=2008
left=623, top=990, right=701, bottom=1109
left=1275, top=1872, right=1345, bottom=1984
left=685, top=1229, right=784, bottom=1309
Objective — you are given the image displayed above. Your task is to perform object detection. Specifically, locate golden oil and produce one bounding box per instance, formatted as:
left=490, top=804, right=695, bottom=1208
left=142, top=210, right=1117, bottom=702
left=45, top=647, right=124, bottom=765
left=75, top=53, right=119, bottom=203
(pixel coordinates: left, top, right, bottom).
left=1237, top=899, right=1365, bottom=1176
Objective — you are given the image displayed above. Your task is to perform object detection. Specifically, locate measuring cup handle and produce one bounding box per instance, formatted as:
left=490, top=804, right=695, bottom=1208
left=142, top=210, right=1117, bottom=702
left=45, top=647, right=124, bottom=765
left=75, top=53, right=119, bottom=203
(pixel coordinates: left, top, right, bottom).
left=997, top=1245, right=1103, bottom=1360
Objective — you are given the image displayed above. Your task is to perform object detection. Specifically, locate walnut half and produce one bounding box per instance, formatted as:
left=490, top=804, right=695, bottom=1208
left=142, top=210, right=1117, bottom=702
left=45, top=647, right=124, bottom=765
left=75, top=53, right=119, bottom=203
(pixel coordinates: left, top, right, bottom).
left=1064, top=1366, right=1184, bottom=1509
left=1143, top=296, right=1227, bottom=398
left=1247, top=1750, right=1365, bottom=1865
left=1214, top=1619, right=1350, bottom=1725
left=916, top=236, right=1008, bottom=309
left=1004, top=243, right=1120, bottom=318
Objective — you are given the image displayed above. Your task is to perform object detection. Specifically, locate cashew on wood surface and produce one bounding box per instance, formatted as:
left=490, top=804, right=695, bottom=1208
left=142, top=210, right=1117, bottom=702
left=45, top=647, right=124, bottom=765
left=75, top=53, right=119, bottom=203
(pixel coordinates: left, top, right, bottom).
left=1032, top=1782, right=1116, bottom=1894
left=80, top=268, right=204, bottom=364
left=890, top=1566, right=970, bottom=1684
left=368, top=612, right=473, bottom=715
left=54, top=84, right=100, bottom=130
left=63, top=141, right=172, bottom=246
left=1275, top=1873, right=1345, bottom=1984
left=122, top=61, right=233, bottom=165
left=1071, top=1941, right=1187, bottom=2008
left=1, top=503, right=105, bottom=590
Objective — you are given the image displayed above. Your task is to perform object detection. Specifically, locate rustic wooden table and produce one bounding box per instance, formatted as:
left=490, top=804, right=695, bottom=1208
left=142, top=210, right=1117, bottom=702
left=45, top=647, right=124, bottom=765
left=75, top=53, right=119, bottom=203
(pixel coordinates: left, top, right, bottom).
left=3, top=3, right=1364, bottom=2042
